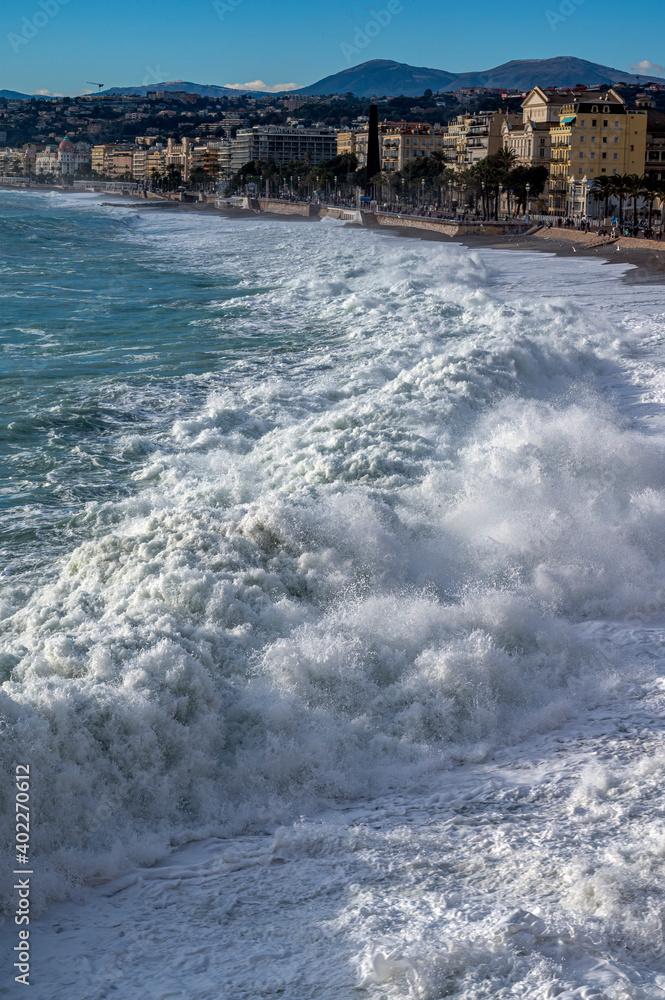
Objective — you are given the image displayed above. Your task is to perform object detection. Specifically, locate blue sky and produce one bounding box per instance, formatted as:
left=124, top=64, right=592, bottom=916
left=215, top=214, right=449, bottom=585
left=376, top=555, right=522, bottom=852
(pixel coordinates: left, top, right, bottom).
left=2, top=0, right=664, bottom=96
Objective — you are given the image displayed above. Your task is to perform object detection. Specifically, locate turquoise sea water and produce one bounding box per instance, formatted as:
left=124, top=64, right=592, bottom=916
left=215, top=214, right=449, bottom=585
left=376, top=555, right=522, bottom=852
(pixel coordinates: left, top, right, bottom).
left=0, top=191, right=335, bottom=573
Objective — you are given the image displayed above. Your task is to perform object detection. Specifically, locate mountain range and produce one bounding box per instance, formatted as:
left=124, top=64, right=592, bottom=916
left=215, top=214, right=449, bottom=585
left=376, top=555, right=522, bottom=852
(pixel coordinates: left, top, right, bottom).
left=296, top=57, right=665, bottom=97
left=0, top=89, right=44, bottom=99
left=4, top=57, right=665, bottom=103
left=100, top=81, right=259, bottom=99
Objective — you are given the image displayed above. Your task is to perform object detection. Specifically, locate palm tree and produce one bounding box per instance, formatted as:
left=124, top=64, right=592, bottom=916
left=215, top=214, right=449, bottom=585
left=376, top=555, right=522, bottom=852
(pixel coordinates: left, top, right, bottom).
left=624, top=173, right=645, bottom=229
left=589, top=175, right=613, bottom=223
left=610, top=174, right=630, bottom=225
left=496, top=146, right=518, bottom=173
left=642, top=174, right=660, bottom=229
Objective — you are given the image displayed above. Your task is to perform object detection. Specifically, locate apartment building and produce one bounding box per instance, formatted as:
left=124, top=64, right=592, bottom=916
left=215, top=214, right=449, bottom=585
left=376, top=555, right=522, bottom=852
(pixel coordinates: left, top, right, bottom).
left=132, top=146, right=148, bottom=182
left=645, top=108, right=665, bottom=182
left=0, top=147, right=28, bottom=174
left=230, top=126, right=337, bottom=173
left=163, top=137, right=193, bottom=181
left=91, top=143, right=117, bottom=176
left=336, top=131, right=357, bottom=158
left=548, top=90, right=647, bottom=214
left=340, top=123, right=445, bottom=172
left=446, top=112, right=521, bottom=168
left=501, top=119, right=552, bottom=166
left=146, top=146, right=167, bottom=181
left=379, top=126, right=445, bottom=172
left=190, top=142, right=223, bottom=176
left=112, top=150, right=135, bottom=179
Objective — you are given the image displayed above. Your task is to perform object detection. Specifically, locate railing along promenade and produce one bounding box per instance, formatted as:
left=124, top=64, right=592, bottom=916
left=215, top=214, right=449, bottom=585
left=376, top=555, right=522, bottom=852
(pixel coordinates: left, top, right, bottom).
left=73, top=180, right=140, bottom=193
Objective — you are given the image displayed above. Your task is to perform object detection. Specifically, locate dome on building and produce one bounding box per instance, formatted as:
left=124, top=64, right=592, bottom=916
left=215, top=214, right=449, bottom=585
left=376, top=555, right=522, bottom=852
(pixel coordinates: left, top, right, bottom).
left=59, top=136, right=74, bottom=152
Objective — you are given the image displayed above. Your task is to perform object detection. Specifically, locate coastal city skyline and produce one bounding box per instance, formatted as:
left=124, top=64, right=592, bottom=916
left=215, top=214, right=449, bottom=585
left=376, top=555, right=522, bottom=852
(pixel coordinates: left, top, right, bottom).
left=2, top=64, right=665, bottom=222
left=1, top=0, right=663, bottom=97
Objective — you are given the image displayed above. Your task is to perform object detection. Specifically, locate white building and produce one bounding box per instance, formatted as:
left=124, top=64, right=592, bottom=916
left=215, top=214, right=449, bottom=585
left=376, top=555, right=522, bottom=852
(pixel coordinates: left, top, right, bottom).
left=35, top=137, right=91, bottom=177
left=230, top=126, right=337, bottom=173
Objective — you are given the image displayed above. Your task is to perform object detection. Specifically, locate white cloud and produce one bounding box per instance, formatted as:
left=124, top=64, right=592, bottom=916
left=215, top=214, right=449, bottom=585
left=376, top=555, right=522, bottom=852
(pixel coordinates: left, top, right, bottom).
left=34, top=88, right=65, bottom=97
left=223, top=79, right=299, bottom=93
left=630, top=60, right=665, bottom=78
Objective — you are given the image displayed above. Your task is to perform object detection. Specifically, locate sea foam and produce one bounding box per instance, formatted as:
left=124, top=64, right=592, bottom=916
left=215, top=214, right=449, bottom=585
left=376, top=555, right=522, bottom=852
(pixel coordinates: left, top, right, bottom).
left=2, top=207, right=665, bottom=912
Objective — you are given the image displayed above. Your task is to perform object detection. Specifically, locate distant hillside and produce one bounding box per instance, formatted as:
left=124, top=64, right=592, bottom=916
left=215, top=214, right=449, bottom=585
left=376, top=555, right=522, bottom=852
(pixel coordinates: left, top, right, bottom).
left=297, top=60, right=456, bottom=98
left=443, top=57, right=664, bottom=92
left=298, top=57, right=665, bottom=97
left=15, top=55, right=663, bottom=106
left=101, top=80, right=269, bottom=98
left=0, top=89, right=39, bottom=99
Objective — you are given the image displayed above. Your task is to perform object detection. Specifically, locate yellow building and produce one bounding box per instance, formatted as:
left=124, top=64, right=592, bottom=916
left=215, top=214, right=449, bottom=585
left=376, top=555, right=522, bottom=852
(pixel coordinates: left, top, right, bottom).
left=341, top=123, right=445, bottom=173
left=548, top=89, right=647, bottom=214
left=91, top=144, right=116, bottom=176
left=380, top=126, right=445, bottom=172
left=336, top=131, right=357, bottom=157
left=146, top=146, right=167, bottom=182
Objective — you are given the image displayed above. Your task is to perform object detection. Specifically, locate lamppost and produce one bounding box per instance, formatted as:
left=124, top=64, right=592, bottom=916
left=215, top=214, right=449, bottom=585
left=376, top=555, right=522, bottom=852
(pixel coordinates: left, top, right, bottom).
left=449, top=177, right=453, bottom=214
left=334, top=174, right=337, bottom=202
left=525, top=182, right=531, bottom=221
left=498, top=183, right=503, bottom=220
left=421, top=177, right=425, bottom=209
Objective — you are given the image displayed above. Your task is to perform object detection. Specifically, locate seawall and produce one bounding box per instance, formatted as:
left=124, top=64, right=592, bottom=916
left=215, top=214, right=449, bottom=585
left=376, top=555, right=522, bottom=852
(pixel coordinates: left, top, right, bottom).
left=215, top=198, right=537, bottom=238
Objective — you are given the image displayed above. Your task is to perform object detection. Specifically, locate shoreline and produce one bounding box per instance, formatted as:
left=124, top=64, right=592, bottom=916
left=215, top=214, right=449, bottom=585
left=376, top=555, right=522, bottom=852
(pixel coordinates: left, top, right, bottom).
left=3, top=182, right=665, bottom=285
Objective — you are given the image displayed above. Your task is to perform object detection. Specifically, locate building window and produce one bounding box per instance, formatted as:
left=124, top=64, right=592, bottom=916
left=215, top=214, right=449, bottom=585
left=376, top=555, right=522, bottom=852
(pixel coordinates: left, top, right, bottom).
left=590, top=152, right=595, bottom=158
left=579, top=152, right=584, bottom=158
left=591, top=136, right=596, bottom=142
left=615, top=121, right=620, bottom=127
left=602, top=136, right=607, bottom=143
left=614, top=137, right=619, bottom=143
left=602, top=152, right=607, bottom=159
left=579, top=167, right=583, bottom=174
left=614, top=153, right=618, bottom=159
left=630, top=145, right=634, bottom=151
left=580, top=119, right=585, bottom=126
left=580, top=135, right=585, bottom=142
